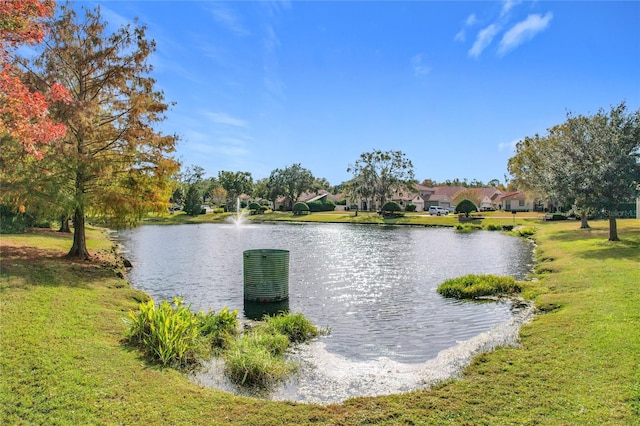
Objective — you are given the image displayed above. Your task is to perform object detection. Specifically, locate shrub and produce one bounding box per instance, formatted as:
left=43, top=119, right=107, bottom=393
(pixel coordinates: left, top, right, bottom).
left=381, top=201, right=402, bottom=213
left=456, top=199, right=478, bottom=217
left=515, top=226, right=536, bottom=237
left=484, top=223, right=502, bottom=231
left=437, top=274, right=521, bottom=299
left=223, top=334, right=294, bottom=387
left=248, top=202, right=261, bottom=211
left=197, top=307, right=239, bottom=349
left=292, top=202, right=310, bottom=215
left=455, top=223, right=482, bottom=232
left=261, top=312, right=320, bottom=344
left=125, top=298, right=204, bottom=367
left=308, top=200, right=336, bottom=212
left=405, top=204, right=417, bottom=212
left=307, top=201, right=322, bottom=212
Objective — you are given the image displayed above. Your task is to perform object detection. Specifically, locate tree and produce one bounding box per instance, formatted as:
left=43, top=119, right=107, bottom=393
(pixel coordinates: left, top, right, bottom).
left=312, top=177, right=332, bottom=193
left=0, top=0, right=68, bottom=159
left=267, top=164, right=314, bottom=210
left=456, top=199, right=478, bottom=217
left=487, top=178, right=501, bottom=188
left=252, top=177, right=270, bottom=202
left=217, top=171, right=253, bottom=211
left=207, top=186, right=227, bottom=208
left=347, top=149, right=416, bottom=210
left=183, top=184, right=202, bottom=216
left=19, top=4, right=179, bottom=258
left=508, top=102, right=640, bottom=241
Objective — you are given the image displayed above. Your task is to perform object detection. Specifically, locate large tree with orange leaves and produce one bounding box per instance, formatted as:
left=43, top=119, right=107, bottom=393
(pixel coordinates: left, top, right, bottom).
left=0, top=0, right=68, bottom=158
left=13, top=3, right=179, bottom=259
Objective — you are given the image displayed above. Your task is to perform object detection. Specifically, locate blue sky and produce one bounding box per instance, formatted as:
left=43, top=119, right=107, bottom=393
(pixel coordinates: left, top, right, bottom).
left=77, top=1, right=639, bottom=187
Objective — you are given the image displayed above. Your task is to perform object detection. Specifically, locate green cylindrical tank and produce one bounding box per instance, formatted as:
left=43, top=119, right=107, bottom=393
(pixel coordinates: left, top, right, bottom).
left=243, top=249, right=289, bottom=302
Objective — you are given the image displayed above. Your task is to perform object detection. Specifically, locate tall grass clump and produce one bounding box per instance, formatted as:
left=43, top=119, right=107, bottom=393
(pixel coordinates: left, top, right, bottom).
left=223, top=312, right=321, bottom=387
left=484, top=223, right=502, bottom=231
left=514, top=226, right=536, bottom=237
left=197, top=307, right=239, bottom=349
left=437, top=274, right=521, bottom=300
left=223, top=333, right=294, bottom=387
left=455, top=223, right=482, bottom=232
left=262, top=312, right=321, bottom=343
left=125, top=297, right=203, bottom=367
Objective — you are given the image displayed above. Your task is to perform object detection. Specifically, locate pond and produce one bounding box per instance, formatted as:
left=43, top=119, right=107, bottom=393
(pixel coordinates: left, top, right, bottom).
left=115, top=222, right=535, bottom=403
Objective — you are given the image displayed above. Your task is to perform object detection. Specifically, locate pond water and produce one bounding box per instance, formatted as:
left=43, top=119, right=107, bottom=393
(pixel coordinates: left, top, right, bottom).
left=115, top=222, right=535, bottom=403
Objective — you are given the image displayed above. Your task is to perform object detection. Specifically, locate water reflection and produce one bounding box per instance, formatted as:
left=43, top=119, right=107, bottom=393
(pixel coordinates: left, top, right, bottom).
left=116, top=222, right=535, bottom=402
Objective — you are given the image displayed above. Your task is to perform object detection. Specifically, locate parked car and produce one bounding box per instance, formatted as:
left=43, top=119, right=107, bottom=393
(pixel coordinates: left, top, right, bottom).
left=428, top=206, right=449, bottom=216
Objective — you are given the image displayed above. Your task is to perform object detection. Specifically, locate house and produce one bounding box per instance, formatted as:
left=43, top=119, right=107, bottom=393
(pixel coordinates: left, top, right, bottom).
left=390, top=192, right=425, bottom=211
left=499, top=191, right=534, bottom=212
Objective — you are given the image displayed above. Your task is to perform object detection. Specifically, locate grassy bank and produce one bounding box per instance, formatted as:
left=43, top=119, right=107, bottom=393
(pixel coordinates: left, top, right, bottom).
left=142, top=209, right=543, bottom=228
left=1, top=220, right=638, bottom=424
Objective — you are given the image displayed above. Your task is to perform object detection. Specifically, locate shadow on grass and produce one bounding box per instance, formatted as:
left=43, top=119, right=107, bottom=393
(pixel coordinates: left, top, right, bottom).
left=546, top=223, right=640, bottom=260
left=0, top=244, right=118, bottom=289
left=577, top=236, right=640, bottom=261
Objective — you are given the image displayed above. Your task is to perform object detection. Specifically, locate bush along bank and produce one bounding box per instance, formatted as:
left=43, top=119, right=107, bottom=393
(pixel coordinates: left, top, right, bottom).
left=437, top=274, right=522, bottom=300
left=125, top=299, right=321, bottom=387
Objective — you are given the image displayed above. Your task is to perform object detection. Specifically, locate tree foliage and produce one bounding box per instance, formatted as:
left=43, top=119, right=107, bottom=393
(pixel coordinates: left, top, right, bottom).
left=15, top=4, right=179, bottom=258
left=508, top=102, right=640, bottom=241
left=267, top=164, right=314, bottom=210
left=217, top=170, right=253, bottom=211
left=456, top=199, right=478, bottom=217
left=0, top=0, right=69, bottom=158
left=347, top=149, right=416, bottom=209
left=183, top=184, right=203, bottom=216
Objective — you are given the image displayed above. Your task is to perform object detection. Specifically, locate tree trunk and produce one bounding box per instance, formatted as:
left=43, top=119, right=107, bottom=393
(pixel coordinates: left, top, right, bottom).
left=608, top=216, right=619, bottom=241
left=58, top=215, right=71, bottom=233
left=580, top=213, right=590, bottom=229
left=66, top=207, right=90, bottom=259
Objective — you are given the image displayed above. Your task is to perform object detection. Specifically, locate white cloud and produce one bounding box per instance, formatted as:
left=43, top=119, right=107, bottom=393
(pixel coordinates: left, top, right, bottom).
left=411, top=54, right=431, bottom=76
left=498, top=12, right=553, bottom=56
left=208, top=4, right=250, bottom=36
left=455, top=14, right=478, bottom=42
left=206, top=112, right=248, bottom=128
left=501, top=0, right=521, bottom=17
left=468, top=24, right=500, bottom=58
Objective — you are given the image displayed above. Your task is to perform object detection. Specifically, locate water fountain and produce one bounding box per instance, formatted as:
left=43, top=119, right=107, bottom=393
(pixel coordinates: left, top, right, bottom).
left=230, top=197, right=246, bottom=225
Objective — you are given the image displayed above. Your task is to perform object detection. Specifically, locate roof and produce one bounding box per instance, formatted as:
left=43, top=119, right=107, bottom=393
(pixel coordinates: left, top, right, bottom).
left=500, top=191, right=527, bottom=200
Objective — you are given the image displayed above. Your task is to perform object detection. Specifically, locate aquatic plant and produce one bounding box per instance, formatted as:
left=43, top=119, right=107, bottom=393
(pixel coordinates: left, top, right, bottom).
left=125, top=297, right=203, bottom=367
left=198, top=307, right=239, bottom=349
left=223, top=333, right=294, bottom=387
left=437, top=274, right=521, bottom=300
left=261, top=312, right=320, bottom=344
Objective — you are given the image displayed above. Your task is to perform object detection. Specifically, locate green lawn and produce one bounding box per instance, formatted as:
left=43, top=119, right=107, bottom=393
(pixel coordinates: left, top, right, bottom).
left=1, top=219, right=638, bottom=424
left=143, top=209, right=543, bottom=228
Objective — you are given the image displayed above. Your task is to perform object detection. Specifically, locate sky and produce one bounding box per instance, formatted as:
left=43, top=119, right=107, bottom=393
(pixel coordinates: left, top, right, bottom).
left=72, top=1, right=640, bottom=187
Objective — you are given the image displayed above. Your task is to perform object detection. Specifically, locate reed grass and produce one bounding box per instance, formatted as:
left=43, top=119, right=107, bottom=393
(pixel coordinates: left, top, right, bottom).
left=437, top=274, right=522, bottom=299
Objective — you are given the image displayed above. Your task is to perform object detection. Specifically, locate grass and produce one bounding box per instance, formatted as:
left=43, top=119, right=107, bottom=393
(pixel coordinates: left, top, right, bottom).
left=437, top=274, right=521, bottom=299
left=1, top=219, right=639, bottom=424
left=146, top=209, right=544, bottom=229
